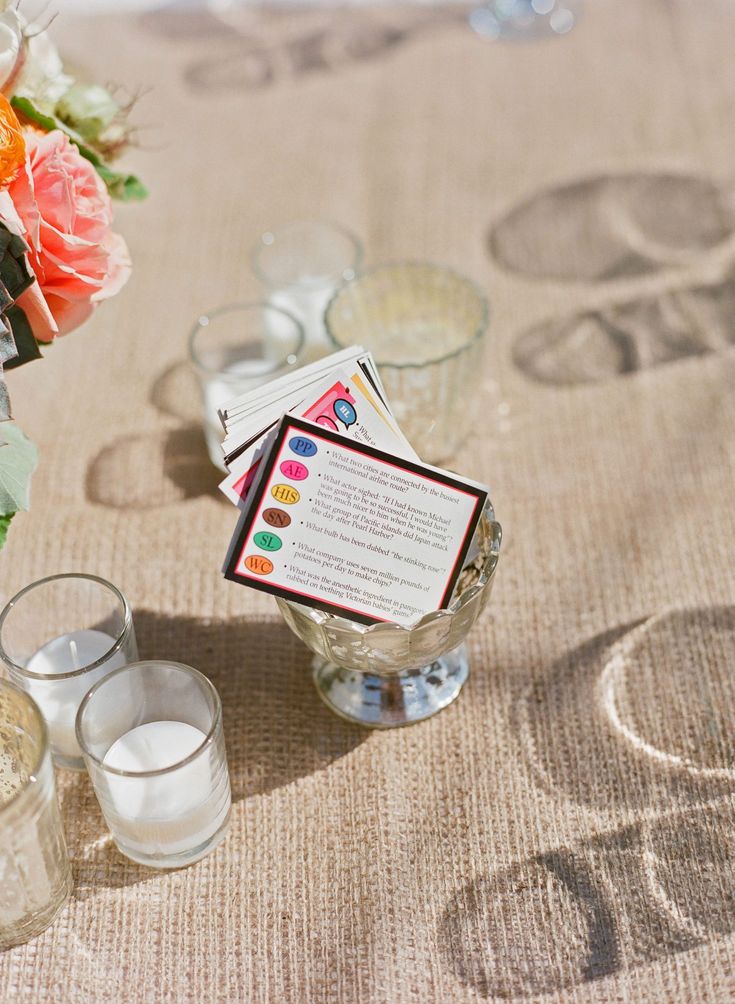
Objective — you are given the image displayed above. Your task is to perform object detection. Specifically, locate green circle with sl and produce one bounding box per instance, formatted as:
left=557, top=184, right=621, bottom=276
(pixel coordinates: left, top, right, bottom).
left=254, top=531, right=282, bottom=552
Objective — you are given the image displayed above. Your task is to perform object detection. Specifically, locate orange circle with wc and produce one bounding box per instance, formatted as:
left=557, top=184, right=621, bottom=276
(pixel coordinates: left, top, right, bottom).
left=271, top=483, right=300, bottom=504
left=244, top=554, right=274, bottom=575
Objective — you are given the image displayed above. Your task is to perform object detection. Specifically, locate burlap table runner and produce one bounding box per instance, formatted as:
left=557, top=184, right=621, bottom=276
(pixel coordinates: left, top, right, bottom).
left=2, top=1, right=735, bottom=1000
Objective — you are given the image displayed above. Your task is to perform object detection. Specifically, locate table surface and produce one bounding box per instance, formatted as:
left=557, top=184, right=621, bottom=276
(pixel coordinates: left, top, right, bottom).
left=2, top=2, right=735, bottom=1001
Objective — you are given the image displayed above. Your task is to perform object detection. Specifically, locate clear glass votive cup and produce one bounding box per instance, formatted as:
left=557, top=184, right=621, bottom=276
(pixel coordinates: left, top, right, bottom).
left=0, top=679, right=72, bottom=949
left=0, top=574, right=138, bottom=770
left=252, top=220, right=363, bottom=357
left=325, top=262, right=489, bottom=464
left=76, top=661, right=232, bottom=870
left=189, top=301, right=305, bottom=470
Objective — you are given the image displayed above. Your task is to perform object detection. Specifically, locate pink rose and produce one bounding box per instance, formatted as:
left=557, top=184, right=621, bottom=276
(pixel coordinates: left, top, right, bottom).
left=5, top=129, right=130, bottom=340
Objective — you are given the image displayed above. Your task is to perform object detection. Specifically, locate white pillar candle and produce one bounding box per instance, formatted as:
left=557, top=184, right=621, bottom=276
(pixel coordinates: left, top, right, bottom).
left=101, top=721, right=229, bottom=859
left=25, top=630, right=125, bottom=761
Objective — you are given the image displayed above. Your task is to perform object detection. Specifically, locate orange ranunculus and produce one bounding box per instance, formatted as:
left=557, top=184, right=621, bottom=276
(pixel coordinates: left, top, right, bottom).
left=0, top=93, right=24, bottom=186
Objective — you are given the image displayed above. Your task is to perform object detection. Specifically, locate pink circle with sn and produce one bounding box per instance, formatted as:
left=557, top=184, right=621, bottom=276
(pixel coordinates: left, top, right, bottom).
left=280, top=460, right=309, bottom=481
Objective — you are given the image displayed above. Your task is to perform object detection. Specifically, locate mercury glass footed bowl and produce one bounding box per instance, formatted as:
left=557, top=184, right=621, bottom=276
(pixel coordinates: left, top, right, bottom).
left=277, top=503, right=501, bottom=728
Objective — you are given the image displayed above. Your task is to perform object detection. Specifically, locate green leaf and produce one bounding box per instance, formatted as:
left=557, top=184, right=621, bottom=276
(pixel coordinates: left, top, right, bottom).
left=0, top=422, right=38, bottom=516
left=3, top=306, right=42, bottom=369
left=11, top=96, right=148, bottom=202
left=0, top=512, right=13, bottom=549
left=94, top=164, right=149, bottom=202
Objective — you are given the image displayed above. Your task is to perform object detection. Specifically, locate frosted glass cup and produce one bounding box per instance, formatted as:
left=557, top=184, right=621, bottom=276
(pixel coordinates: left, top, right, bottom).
left=325, top=262, right=489, bottom=463
left=76, top=662, right=232, bottom=869
left=0, top=574, right=138, bottom=770
left=189, top=302, right=305, bottom=470
left=0, top=679, right=72, bottom=949
left=252, top=220, right=362, bottom=357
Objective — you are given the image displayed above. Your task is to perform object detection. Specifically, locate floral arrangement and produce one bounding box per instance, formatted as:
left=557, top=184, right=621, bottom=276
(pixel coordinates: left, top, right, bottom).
left=0, top=4, right=145, bottom=547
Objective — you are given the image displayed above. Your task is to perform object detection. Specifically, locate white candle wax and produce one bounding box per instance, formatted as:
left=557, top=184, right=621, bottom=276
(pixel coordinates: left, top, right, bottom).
left=269, top=283, right=336, bottom=358
left=25, top=629, right=125, bottom=761
left=102, top=721, right=229, bottom=859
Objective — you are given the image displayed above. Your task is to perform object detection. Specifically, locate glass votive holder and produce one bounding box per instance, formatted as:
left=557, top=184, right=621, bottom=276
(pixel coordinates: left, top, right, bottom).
left=0, top=679, right=72, bottom=949
left=252, top=220, right=362, bottom=357
left=0, top=574, right=138, bottom=770
left=189, top=301, right=305, bottom=470
left=325, top=262, right=489, bottom=464
left=76, top=661, right=232, bottom=870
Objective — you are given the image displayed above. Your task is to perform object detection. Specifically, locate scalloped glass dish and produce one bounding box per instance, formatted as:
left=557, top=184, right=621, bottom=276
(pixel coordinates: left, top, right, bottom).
left=277, top=502, right=502, bottom=728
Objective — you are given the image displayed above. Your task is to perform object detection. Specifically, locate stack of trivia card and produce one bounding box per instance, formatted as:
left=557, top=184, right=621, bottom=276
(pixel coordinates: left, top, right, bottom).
left=219, top=348, right=488, bottom=628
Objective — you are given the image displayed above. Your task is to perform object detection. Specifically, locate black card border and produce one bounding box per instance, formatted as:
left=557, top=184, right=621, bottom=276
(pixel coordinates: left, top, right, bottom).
left=223, top=415, right=487, bottom=625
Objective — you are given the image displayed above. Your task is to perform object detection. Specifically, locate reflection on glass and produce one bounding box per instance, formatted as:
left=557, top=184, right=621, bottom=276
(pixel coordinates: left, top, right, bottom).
left=470, top=0, right=579, bottom=41
left=189, top=302, right=305, bottom=470
left=252, top=220, right=362, bottom=359
left=0, top=680, right=71, bottom=948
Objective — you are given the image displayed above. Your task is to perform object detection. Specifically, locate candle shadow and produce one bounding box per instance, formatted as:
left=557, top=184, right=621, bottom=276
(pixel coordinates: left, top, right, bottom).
left=489, top=172, right=734, bottom=282
left=85, top=426, right=223, bottom=509
left=440, top=798, right=735, bottom=998
left=439, top=607, right=735, bottom=997
left=57, top=611, right=366, bottom=897
left=511, top=274, right=735, bottom=387
left=149, top=360, right=201, bottom=424
left=133, top=610, right=367, bottom=803
left=513, top=608, right=735, bottom=814
left=139, top=3, right=468, bottom=95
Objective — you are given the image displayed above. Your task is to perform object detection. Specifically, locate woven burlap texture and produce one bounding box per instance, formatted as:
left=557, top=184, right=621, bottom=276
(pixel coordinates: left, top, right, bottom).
left=2, top=2, right=735, bottom=1001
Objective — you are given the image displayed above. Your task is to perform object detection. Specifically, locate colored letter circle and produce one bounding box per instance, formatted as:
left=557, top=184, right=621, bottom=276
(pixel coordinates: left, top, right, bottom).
left=280, top=460, right=309, bottom=481
left=289, top=436, right=317, bottom=457
left=316, top=415, right=338, bottom=431
left=262, top=507, right=291, bottom=528
left=334, top=398, right=357, bottom=427
left=254, top=531, right=282, bottom=552
left=271, top=484, right=300, bottom=504
left=244, top=555, right=274, bottom=575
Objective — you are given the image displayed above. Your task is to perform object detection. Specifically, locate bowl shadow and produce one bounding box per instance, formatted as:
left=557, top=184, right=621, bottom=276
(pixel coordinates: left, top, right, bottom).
left=59, top=610, right=366, bottom=897
left=132, top=610, right=367, bottom=803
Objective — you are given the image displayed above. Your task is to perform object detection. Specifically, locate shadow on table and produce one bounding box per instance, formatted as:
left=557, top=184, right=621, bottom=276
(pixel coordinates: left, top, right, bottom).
left=441, top=607, right=735, bottom=997
left=133, top=610, right=366, bottom=803
left=60, top=612, right=366, bottom=898
left=489, top=172, right=734, bottom=283
left=441, top=798, right=735, bottom=998
left=510, top=273, right=735, bottom=387
left=149, top=360, right=200, bottom=424
left=514, top=609, right=735, bottom=813
left=85, top=425, right=223, bottom=509
left=139, top=3, right=468, bottom=95
left=486, top=171, right=735, bottom=387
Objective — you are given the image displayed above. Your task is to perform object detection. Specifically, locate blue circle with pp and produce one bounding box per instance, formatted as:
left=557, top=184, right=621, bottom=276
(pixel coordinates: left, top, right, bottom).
left=289, top=436, right=318, bottom=457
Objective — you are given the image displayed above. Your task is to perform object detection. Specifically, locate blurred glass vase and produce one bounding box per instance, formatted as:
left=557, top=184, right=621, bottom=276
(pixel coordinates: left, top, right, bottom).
left=277, top=502, right=501, bottom=728
left=0, top=680, right=72, bottom=949
left=189, top=302, right=305, bottom=470
left=252, top=220, right=362, bottom=358
left=325, top=262, right=489, bottom=464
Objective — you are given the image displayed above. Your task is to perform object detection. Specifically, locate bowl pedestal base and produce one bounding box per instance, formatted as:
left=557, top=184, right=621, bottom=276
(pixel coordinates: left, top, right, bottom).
left=312, top=643, right=469, bottom=728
